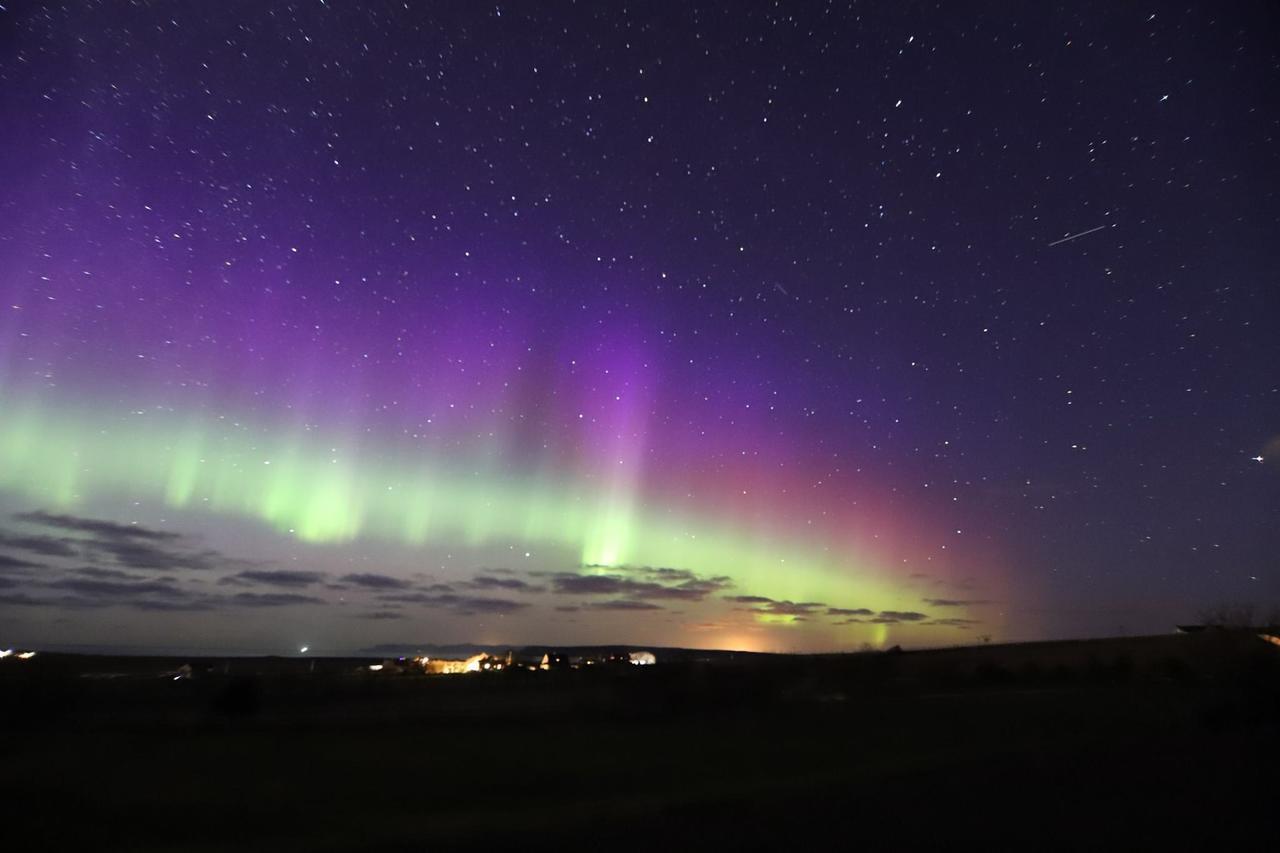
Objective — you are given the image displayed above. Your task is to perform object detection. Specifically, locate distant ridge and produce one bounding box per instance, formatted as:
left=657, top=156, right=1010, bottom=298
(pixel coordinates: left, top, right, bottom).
left=357, top=642, right=774, bottom=661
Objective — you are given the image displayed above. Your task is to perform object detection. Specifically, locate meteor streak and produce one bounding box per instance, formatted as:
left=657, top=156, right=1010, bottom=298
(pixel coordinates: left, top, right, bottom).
left=1047, top=224, right=1108, bottom=246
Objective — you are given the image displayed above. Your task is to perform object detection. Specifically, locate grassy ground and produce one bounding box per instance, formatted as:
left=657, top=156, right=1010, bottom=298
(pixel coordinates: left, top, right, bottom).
left=2, top=636, right=1276, bottom=850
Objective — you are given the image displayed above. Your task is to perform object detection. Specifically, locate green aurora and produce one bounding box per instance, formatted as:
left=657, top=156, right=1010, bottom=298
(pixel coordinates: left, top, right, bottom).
left=0, top=394, right=921, bottom=619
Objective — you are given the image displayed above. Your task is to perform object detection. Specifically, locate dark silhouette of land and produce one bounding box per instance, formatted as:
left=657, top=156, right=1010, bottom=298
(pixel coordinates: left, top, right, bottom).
left=2, top=631, right=1276, bottom=850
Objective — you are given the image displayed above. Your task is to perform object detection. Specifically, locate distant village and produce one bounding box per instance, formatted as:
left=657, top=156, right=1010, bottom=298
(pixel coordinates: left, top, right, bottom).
left=368, top=649, right=658, bottom=675
left=0, top=645, right=660, bottom=682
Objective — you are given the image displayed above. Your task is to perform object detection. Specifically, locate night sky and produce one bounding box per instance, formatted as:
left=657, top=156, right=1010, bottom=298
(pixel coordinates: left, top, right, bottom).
left=1, top=2, right=1276, bottom=654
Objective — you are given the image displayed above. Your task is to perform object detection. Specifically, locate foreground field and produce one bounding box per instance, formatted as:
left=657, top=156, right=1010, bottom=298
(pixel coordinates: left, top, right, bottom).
left=2, top=634, right=1276, bottom=850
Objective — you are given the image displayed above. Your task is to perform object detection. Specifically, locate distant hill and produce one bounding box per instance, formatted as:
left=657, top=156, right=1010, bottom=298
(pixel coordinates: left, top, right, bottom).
left=357, top=642, right=775, bottom=662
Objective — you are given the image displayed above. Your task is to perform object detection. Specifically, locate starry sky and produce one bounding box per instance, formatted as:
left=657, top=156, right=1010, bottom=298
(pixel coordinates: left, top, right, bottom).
left=0, top=2, right=1276, bottom=655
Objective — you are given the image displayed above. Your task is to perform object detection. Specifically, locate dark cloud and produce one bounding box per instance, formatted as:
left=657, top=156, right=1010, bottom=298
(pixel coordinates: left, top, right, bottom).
left=132, top=598, right=217, bottom=613
left=668, top=578, right=734, bottom=598
left=229, top=592, right=326, bottom=608
left=338, top=572, right=412, bottom=590
left=14, top=510, right=249, bottom=573
left=85, top=539, right=225, bottom=572
left=73, top=566, right=153, bottom=581
left=923, top=617, right=981, bottom=628
left=355, top=610, right=406, bottom=620
left=462, top=575, right=542, bottom=592
left=377, top=591, right=528, bottom=615
left=723, top=592, right=852, bottom=618
left=0, top=554, right=43, bottom=572
left=642, top=566, right=700, bottom=581
left=21, top=572, right=219, bottom=612
left=606, top=565, right=697, bottom=583
left=0, top=552, right=333, bottom=611
left=580, top=564, right=725, bottom=590
left=832, top=609, right=934, bottom=624
left=0, top=531, right=79, bottom=558
left=549, top=569, right=730, bottom=602
left=922, top=599, right=993, bottom=607
left=549, top=574, right=645, bottom=596
left=587, top=600, right=664, bottom=611
left=0, top=576, right=19, bottom=589
left=15, top=510, right=184, bottom=541
left=441, top=595, right=529, bottom=616
left=726, top=594, right=826, bottom=617
left=45, top=578, right=183, bottom=598
left=0, top=592, right=110, bottom=609
left=756, top=600, right=825, bottom=616
left=222, top=569, right=325, bottom=588
left=870, top=611, right=929, bottom=624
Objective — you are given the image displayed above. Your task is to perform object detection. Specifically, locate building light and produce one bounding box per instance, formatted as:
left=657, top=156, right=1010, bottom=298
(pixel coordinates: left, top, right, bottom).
left=368, top=664, right=384, bottom=671
left=0, top=649, right=13, bottom=659
left=17, top=651, right=36, bottom=660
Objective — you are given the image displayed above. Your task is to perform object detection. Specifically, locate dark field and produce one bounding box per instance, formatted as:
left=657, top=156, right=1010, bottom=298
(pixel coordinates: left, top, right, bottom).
left=2, top=633, right=1277, bottom=851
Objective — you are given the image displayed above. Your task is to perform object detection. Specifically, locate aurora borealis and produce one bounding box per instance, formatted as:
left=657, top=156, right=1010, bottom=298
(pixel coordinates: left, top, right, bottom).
left=1, top=3, right=1276, bottom=654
